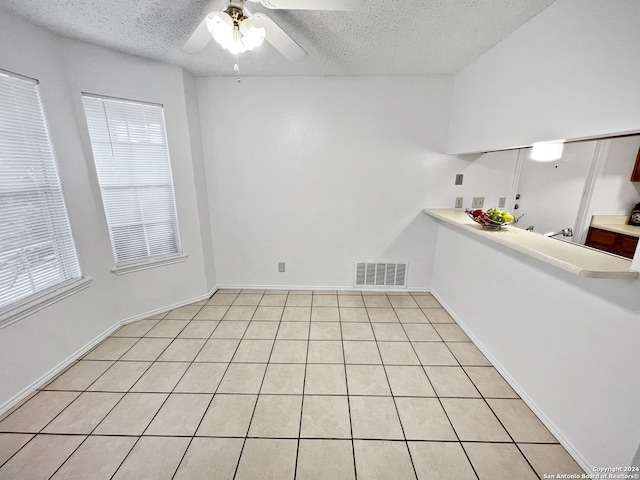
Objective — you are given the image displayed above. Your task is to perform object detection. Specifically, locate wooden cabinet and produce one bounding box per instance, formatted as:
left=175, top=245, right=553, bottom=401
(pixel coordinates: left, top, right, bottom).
left=631, top=146, right=640, bottom=182
left=585, top=227, right=638, bottom=258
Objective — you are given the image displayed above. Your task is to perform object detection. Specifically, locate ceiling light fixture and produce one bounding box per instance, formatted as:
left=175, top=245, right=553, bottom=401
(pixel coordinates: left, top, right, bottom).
left=531, top=140, right=565, bottom=161
left=205, top=5, right=265, bottom=55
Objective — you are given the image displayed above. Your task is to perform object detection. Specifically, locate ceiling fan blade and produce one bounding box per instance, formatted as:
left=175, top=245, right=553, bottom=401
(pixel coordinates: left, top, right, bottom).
left=252, top=13, right=308, bottom=61
left=252, top=0, right=365, bottom=11
left=183, top=17, right=212, bottom=54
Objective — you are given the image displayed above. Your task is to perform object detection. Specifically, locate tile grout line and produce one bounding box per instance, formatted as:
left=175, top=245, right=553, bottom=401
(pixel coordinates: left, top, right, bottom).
left=165, top=295, right=240, bottom=480
left=7, top=388, right=530, bottom=400
left=45, top=301, right=211, bottom=480
left=481, top=398, right=543, bottom=479
left=108, top=301, right=213, bottom=480
left=415, top=305, right=537, bottom=477
left=164, top=292, right=244, bottom=480
left=231, top=290, right=283, bottom=480
left=394, top=299, right=481, bottom=480
left=416, top=314, right=539, bottom=473
left=415, top=293, right=546, bottom=478
left=292, top=292, right=314, bottom=480
left=0, top=434, right=38, bottom=472
left=372, top=295, right=419, bottom=480
left=0, top=431, right=561, bottom=444
left=184, top=290, right=251, bottom=480
left=119, top=301, right=227, bottom=477
left=339, top=292, right=359, bottom=480
left=72, top=338, right=484, bottom=345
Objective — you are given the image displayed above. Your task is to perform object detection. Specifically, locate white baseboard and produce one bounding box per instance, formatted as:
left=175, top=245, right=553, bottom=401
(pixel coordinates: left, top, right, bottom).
left=0, top=321, right=120, bottom=419
left=216, top=283, right=430, bottom=293
left=0, top=286, right=218, bottom=417
left=430, top=289, right=593, bottom=475
left=119, top=287, right=217, bottom=326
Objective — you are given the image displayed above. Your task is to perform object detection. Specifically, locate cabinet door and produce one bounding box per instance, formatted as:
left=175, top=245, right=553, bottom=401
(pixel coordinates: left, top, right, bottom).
left=631, top=146, right=640, bottom=182
left=618, top=235, right=639, bottom=258
left=585, top=227, right=638, bottom=259
left=585, top=228, right=617, bottom=249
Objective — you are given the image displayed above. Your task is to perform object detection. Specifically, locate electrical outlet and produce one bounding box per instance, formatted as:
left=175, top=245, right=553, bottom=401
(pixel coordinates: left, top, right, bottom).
left=278, top=262, right=285, bottom=273
left=498, top=197, right=506, bottom=208
left=455, top=174, right=463, bottom=185
left=455, top=197, right=463, bottom=208
left=471, top=197, right=484, bottom=208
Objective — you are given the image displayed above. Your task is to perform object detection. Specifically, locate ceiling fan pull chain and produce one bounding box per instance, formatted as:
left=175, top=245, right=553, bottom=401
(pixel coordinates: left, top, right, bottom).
left=234, top=54, right=241, bottom=83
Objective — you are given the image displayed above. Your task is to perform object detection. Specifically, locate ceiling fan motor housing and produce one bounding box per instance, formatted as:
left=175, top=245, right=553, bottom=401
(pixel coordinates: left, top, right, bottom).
left=186, top=0, right=364, bottom=60
left=226, top=5, right=246, bottom=29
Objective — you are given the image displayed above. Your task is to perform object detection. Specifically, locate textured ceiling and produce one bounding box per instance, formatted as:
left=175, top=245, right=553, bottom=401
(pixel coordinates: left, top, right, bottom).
left=0, top=0, right=555, bottom=77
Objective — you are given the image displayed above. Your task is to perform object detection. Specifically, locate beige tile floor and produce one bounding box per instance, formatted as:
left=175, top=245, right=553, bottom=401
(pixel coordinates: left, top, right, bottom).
left=0, top=289, right=585, bottom=480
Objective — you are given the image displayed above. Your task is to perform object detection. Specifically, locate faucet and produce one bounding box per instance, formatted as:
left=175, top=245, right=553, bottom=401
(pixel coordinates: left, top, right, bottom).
left=544, top=228, right=573, bottom=238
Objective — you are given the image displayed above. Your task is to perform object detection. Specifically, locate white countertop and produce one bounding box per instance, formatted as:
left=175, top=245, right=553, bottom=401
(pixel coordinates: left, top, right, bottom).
left=423, top=208, right=639, bottom=280
left=590, top=215, right=640, bottom=238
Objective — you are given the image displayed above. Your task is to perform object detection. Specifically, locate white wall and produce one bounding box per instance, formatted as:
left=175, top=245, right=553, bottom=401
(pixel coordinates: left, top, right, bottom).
left=589, top=135, right=640, bottom=216
left=197, top=75, right=464, bottom=290
left=453, top=150, right=520, bottom=211
left=448, top=0, right=640, bottom=154
left=182, top=70, right=218, bottom=292
left=439, top=1, right=640, bottom=467
left=430, top=218, right=640, bottom=470
left=514, top=142, right=595, bottom=236
left=0, top=12, right=212, bottom=409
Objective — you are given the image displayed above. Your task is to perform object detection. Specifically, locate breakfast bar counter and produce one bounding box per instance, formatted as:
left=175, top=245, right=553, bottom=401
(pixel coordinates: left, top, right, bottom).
left=423, top=208, right=639, bottom=280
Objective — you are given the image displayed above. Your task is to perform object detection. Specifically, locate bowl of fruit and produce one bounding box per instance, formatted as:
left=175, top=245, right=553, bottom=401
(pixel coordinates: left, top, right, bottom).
left=465, top=208, right=523, bottom=230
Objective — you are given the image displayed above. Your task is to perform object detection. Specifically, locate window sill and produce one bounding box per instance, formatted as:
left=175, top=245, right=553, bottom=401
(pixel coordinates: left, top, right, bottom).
left=0, top=277, right=93, bottom=330
left=111, top=254, right=188, bottom=276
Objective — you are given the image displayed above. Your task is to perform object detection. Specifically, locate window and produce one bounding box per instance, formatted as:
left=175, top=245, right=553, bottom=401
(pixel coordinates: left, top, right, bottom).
left=82, top=94, right=182, bottom=267
left=0, top=70, right=81, bottom=313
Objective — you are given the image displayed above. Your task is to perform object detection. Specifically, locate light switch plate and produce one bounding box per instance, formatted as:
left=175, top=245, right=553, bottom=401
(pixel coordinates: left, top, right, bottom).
left=498, top=197, right=506, bottom=208
left=455, top=174, right=463, bottom=185
left=455, top=197, right=464, bottom=208
left=278, top=262, right=285, bottom=273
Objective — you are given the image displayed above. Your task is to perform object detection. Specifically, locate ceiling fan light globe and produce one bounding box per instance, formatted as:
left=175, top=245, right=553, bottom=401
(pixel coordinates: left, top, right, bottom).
left=213, top=30, right=234, bottom=46
left=225, top=38, right=248, bottom=54
left=239, top=17, right=256, bottom=33
left=206, top=11, right=234, bottom=45
left=240, top=21, right=266, bottom=50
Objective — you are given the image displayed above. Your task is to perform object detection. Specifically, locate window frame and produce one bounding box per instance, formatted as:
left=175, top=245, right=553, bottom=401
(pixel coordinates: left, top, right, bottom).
left=0, top=69, right=89, bottom=328
left=81, top=93, right=185, bottom=272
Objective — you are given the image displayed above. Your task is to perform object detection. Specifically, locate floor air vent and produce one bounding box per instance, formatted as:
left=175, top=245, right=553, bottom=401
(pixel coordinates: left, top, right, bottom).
left=355, top=262, right=407, bottom=288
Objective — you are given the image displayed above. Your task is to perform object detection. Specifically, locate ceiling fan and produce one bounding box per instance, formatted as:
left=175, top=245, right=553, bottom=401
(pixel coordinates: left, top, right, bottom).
left=183, top=0, right=365, bottom=61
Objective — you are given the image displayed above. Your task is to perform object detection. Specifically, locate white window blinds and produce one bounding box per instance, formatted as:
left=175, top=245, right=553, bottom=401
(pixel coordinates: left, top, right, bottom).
left=0, top=70, right=81, bottom=311
left=82, top=94, right=182, bottom=265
